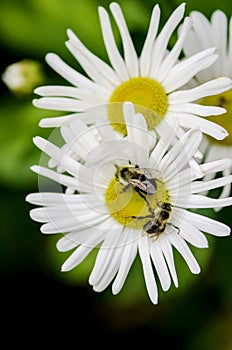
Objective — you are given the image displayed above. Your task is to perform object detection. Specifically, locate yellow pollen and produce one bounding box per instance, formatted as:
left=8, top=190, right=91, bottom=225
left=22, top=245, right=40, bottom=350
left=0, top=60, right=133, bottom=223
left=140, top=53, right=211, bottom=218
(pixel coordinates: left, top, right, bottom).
left=199, top=89, right=232, bottom=146
left=105, top=176, right=169, bottom=229
left=108, top=77, right=168, bottom=135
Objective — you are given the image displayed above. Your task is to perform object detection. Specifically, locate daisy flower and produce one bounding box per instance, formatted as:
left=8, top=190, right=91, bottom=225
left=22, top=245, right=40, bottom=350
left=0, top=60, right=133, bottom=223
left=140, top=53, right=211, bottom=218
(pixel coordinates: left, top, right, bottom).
left=33, top=2, right=232, bottom=144
left=181, top=9, right=232, bottom=202
left=26, top=102, right=232, bottom=305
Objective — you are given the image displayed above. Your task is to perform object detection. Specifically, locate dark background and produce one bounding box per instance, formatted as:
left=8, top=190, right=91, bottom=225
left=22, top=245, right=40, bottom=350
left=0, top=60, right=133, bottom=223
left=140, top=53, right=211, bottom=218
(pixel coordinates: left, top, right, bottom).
left=0, top=0, right=232, bottom=346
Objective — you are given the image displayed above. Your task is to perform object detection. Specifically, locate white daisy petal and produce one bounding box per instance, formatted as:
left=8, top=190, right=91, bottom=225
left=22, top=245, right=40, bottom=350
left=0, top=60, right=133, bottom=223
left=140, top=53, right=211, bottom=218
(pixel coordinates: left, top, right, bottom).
left=57, top=228, right=96, bottom=252
left=168, top=234, right=201, bottom=274
left=40, top=210, right=109, bottom=234
left=185, top=195, right=232, bottom=209
left=123, top=103, right=150, bottom=166
left=191, top=175, right=232, bottom=193
left=179, top=27, right=201, bottom=58
left=133, top=113, right=150, bottom=166
left=157, top=17, right=192, bottom=81
left=32, top=136, right=87, bottom=177
left=61, top=229, right=105, bottom=271
left=168, top=77, right=232, bottom=104
left=60, top=119, right=100, bottom=160
left=39, top=114, right=78, bottom=128
left=92, top=229, right=136, bottom=293
left=66, top=41, right=114, bottom=90
left=177, top=114, right=228, bottom=140
left=57, top=236, right=80, bottom=252
left=45, top=53, right=99, bottom=90
left=31, top=165, right=95, bottom=194
left=179, top=221, right=208, bottom=248
left=35, top=85, right=83, bottom=99
left=93, top=263, right=119, bottom=292
left=211, top=10, right=227, bottom=76
left=189, top=11, right=213, bottom=51
left=175, top=208, right=231, bottom=237
left=182, top=14, right=216, bottom=79
left=123, top=102, right=148, bottom=164
left=163, top=48, right=218, bottom=93
left=139, top=236, right=158, bottom=305
left=26, top=192, right=102, bottom=207
left=29, top=197, right=107, bottom=224
left=98, top=6, right=129, bottom=81
left=149, top=119, right=178, bottom=166
left=150, top=3, right=186, bottom=77
left=166, top=168, right=193, bottom=192
left=112, top=228, right=138, bottom=294
left=33, top=97, right=88, bottom=112
left=168, top=103, right=225, bottom=116
left=89, top=225, right=124, bottom=285
left=110, top=2, right=139, bottom=77
left=93, top=237, right=125, bottom=292
left=140, top=4, right=160, bottom=76
left=200, top=159, right=232, bottom=175
left=57, top=221, right=111, bottom=252
left=150, top=241, right=171, bottom=291
left=159, top=237, right=178, bottom=287
left=123, top=101, right=137, bottom=139
left=61, top=245, right=93, bottom=272
left=66, top=28, right=120, bottom=86
left=160, top=129, right=202, bottom=179
left=215, top=168, right=232, bottom=206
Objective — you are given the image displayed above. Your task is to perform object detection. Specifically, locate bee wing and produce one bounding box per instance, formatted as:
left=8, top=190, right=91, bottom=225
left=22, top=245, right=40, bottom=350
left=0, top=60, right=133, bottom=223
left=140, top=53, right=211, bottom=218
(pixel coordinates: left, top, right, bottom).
left=144, top=180, right=157, bottom=194
left=139, top=169, right=162, bottom=194
left=142, top=168, right=162, bottom=180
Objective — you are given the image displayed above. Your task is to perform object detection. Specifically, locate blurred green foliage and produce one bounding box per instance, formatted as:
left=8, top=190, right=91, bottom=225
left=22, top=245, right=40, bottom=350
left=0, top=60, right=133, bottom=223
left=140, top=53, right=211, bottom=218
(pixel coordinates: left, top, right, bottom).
left=0, top=0, right=232, bottom=346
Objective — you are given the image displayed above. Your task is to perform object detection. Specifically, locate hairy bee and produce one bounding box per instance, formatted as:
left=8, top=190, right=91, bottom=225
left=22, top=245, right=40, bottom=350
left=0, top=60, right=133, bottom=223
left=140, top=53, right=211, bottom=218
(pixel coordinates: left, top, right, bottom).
left=130, top=201, right=180, bottom=241
left=114, top=163, right=161, bottom=197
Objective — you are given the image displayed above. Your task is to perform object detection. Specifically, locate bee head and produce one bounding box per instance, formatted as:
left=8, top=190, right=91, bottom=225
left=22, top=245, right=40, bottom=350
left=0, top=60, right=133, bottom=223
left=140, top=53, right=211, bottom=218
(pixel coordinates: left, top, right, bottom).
left=158, top=201, right=171, bottom=211
left=120, top=167, right=130, bottom=179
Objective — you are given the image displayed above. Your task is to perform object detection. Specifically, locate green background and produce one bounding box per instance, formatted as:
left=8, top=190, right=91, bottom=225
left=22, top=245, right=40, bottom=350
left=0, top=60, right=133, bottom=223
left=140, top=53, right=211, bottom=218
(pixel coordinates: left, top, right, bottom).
left=0, top=0, right=232, bottom=347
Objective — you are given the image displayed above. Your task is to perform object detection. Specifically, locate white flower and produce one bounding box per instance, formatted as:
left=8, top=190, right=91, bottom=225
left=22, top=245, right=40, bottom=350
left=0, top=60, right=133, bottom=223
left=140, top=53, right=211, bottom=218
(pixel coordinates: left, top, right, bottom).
left=2, top=59, right=44, bottom=96
left=33, top=2, right=232, bottom=143
left=181, top=10, right=232, bottom=205
left=26, top=102, right=232, bottom=305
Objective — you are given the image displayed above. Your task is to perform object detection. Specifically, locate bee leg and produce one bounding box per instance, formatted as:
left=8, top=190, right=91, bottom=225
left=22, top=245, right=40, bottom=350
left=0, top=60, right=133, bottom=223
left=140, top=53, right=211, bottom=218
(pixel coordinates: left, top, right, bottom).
left=156, top=201, right=164, bottom=208
left=127, top=214, right=154, bottom=219
left=149, top=234, right=159, bottom=242
left=167, top=222, right=180, bottom=234
left=120, top=183, right=131, bottom=193
left=135, top=189, right=154, bottom=215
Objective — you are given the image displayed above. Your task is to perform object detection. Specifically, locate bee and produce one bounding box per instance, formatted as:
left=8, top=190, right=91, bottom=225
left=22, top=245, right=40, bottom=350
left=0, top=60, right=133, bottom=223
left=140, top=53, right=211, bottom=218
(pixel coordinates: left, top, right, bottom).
left=114, top=163, right=161, bottom=197
left=130, top=201, right=180, bottom=241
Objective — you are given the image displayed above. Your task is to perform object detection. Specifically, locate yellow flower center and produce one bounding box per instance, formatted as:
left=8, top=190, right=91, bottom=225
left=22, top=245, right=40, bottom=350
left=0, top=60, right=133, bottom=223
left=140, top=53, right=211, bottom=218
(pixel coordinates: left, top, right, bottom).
left=108, top=77, right=168, bottom=135
left=105, top=172, right=169, bottom=229
left=199, top=89, right=232, bottom=146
